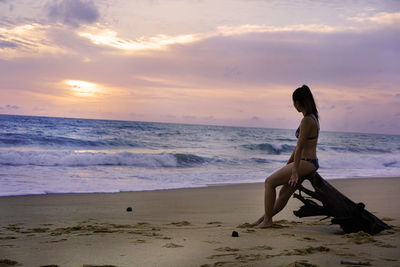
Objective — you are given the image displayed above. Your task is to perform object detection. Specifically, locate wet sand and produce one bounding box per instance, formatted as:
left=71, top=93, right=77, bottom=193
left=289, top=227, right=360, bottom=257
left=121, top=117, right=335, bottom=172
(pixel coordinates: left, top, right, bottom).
left=0, top=177, right=399, bottom=266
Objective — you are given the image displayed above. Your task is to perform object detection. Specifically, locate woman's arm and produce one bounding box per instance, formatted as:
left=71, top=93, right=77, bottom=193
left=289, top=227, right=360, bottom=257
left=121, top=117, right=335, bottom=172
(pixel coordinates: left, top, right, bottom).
left=287, top=148, right=295, bottom=164
left=288, top=117, right=313, bottom=187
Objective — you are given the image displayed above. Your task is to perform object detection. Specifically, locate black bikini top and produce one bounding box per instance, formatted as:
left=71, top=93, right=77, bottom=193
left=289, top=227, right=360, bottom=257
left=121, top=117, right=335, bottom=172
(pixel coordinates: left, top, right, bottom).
left=295, top=114, right=319, bottom=140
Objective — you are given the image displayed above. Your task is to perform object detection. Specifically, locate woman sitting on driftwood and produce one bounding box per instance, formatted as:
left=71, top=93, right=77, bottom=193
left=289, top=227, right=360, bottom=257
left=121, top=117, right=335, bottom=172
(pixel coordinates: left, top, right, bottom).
left=253, top=85, right=320, bottom=228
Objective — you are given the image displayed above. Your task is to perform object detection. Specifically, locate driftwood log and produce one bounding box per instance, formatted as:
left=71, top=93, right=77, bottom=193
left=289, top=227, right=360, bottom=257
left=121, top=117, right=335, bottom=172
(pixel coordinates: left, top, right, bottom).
left=293, top=172, right=391, bottom=235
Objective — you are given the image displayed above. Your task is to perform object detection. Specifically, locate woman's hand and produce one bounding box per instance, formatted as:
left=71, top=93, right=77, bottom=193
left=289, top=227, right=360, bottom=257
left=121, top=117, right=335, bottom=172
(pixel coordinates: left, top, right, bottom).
left=288, top=170, right=299, bottom=187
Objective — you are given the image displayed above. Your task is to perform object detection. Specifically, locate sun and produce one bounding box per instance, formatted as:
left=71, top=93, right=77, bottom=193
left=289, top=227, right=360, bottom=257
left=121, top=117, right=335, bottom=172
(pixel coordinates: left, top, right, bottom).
left=65, top=80, right=103, bottom=97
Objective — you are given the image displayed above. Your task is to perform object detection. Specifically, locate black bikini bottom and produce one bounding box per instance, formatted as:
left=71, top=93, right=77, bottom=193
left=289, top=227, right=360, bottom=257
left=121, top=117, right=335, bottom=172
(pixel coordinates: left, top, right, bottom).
left=301, top=158, right=319, bottom=170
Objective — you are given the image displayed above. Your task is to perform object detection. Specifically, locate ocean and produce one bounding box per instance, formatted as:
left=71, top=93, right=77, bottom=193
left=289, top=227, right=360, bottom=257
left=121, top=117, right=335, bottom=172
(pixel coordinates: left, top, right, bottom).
left=0, top=114, right=399, bottom=196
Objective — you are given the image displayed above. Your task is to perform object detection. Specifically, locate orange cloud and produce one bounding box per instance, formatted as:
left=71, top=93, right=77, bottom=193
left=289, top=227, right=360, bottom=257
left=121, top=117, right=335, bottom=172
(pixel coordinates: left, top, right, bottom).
left=0, top=23, right=68, bottom=59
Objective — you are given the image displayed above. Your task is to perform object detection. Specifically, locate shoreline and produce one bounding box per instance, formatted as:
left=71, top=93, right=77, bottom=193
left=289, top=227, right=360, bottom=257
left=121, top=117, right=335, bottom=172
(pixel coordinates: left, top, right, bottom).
left=1, top=176, right=399, bottom=266
left=1, top=175, right=400, bottom=198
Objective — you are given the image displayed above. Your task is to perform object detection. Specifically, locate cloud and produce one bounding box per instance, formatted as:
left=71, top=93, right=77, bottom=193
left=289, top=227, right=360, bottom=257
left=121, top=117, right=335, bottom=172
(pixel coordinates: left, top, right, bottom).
left=0, top=23, right=70, bottom=59
left=78, top=27, right=198, bottom=51
left=348, top=12, right=400, bottom=25
left=0, top=105, right=19, bottom=110
left=77, top=12, right=400, bottom=53
left=77, top=23, right=349, bottom=53
left=47, top=0, right=99, bottom=28
left=7, top=104, right=19, bottom=109
left=0, top=40, right=17, bottom=48
left=3, top=11, right=399, bottom=92
left=2, top=12, right=399, bottom=101
left=69, top=12, right=400, bottom=92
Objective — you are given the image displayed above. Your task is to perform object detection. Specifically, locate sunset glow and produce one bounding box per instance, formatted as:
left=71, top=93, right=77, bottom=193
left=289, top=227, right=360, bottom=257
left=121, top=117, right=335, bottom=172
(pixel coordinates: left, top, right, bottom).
left=0, top=1, right=399, bottom=134
left=65, top=80, right=103, bottom=97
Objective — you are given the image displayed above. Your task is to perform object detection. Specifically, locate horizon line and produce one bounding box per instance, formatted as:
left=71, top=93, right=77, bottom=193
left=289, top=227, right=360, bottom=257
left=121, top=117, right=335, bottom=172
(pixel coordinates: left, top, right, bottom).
left=1, top=113, right=398, bottom=136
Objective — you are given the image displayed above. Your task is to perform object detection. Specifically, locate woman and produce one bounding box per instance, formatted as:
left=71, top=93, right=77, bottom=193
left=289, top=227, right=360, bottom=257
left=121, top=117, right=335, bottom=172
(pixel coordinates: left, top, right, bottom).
left=253, top=85, right=320, bottom=228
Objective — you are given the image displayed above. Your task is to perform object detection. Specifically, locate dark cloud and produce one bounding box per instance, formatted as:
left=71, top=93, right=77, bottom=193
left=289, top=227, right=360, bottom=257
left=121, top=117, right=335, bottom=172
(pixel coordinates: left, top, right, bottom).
left=7, top=105, right=19, bottom=110
left=0, top=40, right=18, bottom=48
left=46, top=0, right=99, bottom=27
left=0, top=105, right=19, bottom=110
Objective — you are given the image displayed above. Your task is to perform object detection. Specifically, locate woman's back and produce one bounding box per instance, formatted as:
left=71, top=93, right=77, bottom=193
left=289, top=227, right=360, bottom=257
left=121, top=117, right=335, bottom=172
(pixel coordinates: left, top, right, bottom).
left=297, top=114, right=319, bottom=159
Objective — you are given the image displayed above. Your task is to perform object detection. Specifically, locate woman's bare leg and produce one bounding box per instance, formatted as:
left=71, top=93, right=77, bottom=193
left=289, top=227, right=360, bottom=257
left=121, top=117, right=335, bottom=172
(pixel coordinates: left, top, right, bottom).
left=251, top=185, right=295, bottom=226
left=253, top=185, right=296, bottom=222
left=257, top=161, right=315, bottom=228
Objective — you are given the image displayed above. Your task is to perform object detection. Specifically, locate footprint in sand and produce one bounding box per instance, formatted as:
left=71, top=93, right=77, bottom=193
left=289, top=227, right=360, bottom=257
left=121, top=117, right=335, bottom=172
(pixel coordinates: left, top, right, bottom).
left=203, top=240, right=222, bottom=244
left=0, top=259, right=21, bottom=266
left=236, top=223, right=253, bottom=228
left=200, top=261, right=236, bottom=267
left=248, top=245, right=273, bottom=250
left=345, top=231, right=397, bottom=248
left=207, top=253, right=238, bottom=259
left=167, top=221, right=192, bottom=227
left=283, top=246, right=330, bottom=256
left=215, top=247, right=240, bottom=252
left=344, top=231, right=377, bottom=244
left=297, top=237, right=317, bottom=241
left=0, top=236, right=17, bottom=240
left=282, top=260, right=318, bottom=267
left=235, top=253, right=264, bottom=262
left=41, top=238, right=68, bottom=243
left=335, top=252, right=356, bottom=257
left=207, top=221, right=223, bottom=227
left=281, top=233, right=296, bottom=237
left=163, top=242, right=184, bottom=248
left=207, top=221, right=223, bottom=225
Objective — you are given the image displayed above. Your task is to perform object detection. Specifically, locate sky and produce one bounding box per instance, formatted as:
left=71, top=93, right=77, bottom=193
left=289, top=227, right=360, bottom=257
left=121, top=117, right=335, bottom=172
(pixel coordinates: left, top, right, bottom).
left=0, top=0, right=399, bottom=135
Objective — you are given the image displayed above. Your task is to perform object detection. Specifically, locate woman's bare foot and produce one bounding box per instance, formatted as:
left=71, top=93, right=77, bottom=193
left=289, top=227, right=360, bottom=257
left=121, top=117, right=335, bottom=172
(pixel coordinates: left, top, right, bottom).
left=251, top=215, right=264, bottom=227
left=256, top=219, right=273, bottom=228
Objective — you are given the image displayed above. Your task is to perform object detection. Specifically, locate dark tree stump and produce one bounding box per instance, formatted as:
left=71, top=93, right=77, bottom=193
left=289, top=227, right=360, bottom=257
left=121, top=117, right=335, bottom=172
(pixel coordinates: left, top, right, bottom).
left=293, top=172, right=391, bottom=235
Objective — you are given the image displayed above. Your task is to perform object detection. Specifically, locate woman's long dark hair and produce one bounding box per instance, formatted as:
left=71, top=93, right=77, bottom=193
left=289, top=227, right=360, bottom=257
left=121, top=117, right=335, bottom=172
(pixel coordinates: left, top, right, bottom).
left=292, top=85, right=319, bottom=121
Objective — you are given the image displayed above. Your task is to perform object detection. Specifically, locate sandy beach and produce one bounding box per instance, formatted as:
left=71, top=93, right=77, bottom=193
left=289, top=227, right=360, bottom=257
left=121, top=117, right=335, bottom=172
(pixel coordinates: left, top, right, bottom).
left=0, top=177, right=399, bottom=267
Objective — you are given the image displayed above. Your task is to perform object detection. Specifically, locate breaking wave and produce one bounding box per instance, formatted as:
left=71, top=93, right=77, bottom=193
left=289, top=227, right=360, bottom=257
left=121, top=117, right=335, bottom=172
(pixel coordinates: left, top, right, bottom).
left=0, top=150, right=213, bottom=168
left=241, top=143, right=295, bottom=154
